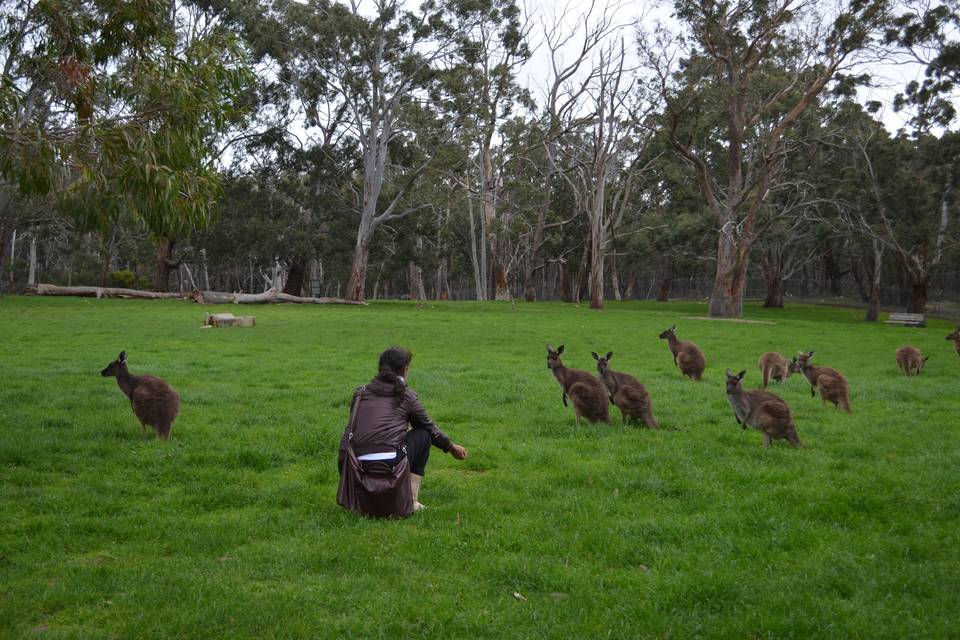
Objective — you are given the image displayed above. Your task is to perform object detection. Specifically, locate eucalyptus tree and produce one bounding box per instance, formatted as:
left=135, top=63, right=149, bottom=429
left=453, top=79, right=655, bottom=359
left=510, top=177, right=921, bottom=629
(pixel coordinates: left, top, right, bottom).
left=444, top=0, right=531, bottom=300
left=522, top=0, right=625, bottom=301
left=644, top=0, right=891, bottom=317
left=0, top=0, right=254, bottom=291
left=278, top=0, right=481, bottom=302
left=555, top=36, right=657, bottom=310
left=832, top=118, right=958, bottom=314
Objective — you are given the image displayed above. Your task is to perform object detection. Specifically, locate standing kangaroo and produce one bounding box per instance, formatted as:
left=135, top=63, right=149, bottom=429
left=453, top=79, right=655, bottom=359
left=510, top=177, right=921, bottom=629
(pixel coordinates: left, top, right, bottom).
left=757, top=352, right=793, bottom=388
left=592, top=351, right=658, bottom=428
left=725, top=369, right=801, bottom=448
left=947, top=326, right=960, bottom=357
left=658, top=325, right=706, bottom=381
left=546, top=345, right=610, bottom=425
left=795, top=351, right=851, bottom=413
left=895, top=346, right=929, bottom=376
left=101, top=351, right=180, bottom=439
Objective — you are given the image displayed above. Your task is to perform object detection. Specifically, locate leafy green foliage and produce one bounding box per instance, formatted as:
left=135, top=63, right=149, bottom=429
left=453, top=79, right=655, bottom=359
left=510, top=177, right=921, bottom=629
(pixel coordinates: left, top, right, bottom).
left=0, top=0, right=255, bottom=237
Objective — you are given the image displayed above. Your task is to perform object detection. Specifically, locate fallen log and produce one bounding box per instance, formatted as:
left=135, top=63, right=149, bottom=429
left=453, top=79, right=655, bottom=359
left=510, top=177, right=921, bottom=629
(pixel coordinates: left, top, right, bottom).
left=25, top=284, right=185, bottom=299
left=191, top=288, right=367, bottom=306
left=28, top=284, right=366, bottom=306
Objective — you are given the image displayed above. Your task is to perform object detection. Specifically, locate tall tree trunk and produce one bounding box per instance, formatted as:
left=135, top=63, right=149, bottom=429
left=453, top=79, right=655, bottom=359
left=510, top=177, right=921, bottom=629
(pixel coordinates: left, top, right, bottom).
left=283, top=259, right=306, bottom=296
left=522, top=216, right=545, bottom=302
left=908, top=273, right=928, bottom=314
left=435, top=258, right=450, bottom=300
left=467, top=198, right=485, bottom=300
left=589, top=227, right=605, bottom=310
left=865, top=240, right=883, bottom=321
left=560, top=268, right=571, bottom=302
left=850, top=254, right=869, bottom=303
left=27, top=232, right=37, bottom=286
left=347, top=237, right=369, bottom=302
left=574, top=246, right=589, bottom=304
left=480, top=139, right=510, bottom=301
left=761, top=248, right=784, bottom=309
left=709, top=220, right=749, bottom=316
left=610, top=255, right=621, bottom=301
left=656, top=254, right=673, bottom=302
left=199, top=248, right=210, bottom=291
left=763, top=273, right=784, bottom=308
left=408, top=261, right=426, bottom=300
left=153, top=238, right=176, bottom=292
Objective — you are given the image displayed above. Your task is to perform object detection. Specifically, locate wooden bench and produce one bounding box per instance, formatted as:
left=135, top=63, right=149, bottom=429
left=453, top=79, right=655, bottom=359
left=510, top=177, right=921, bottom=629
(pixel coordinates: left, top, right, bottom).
left=885, top=312, right=926, bottom=327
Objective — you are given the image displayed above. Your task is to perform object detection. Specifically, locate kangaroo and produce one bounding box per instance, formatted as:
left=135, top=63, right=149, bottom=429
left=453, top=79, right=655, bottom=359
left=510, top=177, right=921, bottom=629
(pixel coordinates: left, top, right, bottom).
left=101, top=351, right=180, bottom=439
left=547, top=345, right=610, bottom=425
left=658, top=325, right=706, bottom=381
left=895, top=346, right=929, bottom=376
left=725, top=369, right=801, bottom=448
left=947, top=326, right=960, bottom=357
left=592, top=351, right=658, bottom=428
left=795, top=351, right=851, bottom=413
left=757, top=352, right=792, bottom=387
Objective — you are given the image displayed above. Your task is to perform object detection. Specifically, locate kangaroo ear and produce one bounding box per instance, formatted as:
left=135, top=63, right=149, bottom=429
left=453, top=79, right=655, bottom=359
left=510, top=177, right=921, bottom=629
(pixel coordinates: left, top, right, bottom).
left=738, top=370, right=746, bottom=380
left=547, top=344, right=554, bottom=354
left=606, top=351, right=613, bottom=360
left=670, top=325, right=677, bottom=331
left=725, top=368, right=735, bottom=377
left=557, top=345, right=564, bottom=355
left=591, top=351, right=599, bottom=360
left=924, top=356, right=930, bottom=362
left=118, top=351, right=127, bottom=363
left=808, top=351, right=815, bottom=358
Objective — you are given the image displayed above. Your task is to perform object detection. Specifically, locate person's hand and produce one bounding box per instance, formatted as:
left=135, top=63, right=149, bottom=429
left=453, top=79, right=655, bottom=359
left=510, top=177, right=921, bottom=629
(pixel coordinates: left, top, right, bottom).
left=450, top=444, right=468, bottom=460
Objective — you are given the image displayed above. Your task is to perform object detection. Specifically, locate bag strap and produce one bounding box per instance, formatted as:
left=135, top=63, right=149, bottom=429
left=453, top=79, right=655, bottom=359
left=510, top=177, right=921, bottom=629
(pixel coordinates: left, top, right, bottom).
left=346, top=385, right=366, bottom=443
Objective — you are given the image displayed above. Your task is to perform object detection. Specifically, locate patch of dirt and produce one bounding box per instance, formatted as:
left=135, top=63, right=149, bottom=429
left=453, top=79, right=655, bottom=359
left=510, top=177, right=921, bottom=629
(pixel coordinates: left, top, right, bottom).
left=681, top=316, right=775, bottom=325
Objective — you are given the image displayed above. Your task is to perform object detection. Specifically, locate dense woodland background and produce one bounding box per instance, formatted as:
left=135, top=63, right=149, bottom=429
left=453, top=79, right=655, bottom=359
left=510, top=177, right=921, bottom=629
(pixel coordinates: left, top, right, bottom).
left=1, top=0, right=958, bottom=317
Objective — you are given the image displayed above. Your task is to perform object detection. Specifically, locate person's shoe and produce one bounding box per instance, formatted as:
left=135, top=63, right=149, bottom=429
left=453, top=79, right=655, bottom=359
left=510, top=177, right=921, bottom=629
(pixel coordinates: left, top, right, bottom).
left=410, top=473, right=426, bottom=512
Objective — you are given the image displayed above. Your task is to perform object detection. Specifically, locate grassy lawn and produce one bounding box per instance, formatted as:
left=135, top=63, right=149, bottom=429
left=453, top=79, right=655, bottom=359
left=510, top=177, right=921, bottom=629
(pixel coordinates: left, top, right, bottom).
left=1, top=296, right=959, bottom=639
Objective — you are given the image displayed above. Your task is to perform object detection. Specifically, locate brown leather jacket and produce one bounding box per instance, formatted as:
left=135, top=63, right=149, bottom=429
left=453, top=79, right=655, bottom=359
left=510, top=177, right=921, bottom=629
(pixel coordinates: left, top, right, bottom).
left=339, top=377, right=452, bottom=458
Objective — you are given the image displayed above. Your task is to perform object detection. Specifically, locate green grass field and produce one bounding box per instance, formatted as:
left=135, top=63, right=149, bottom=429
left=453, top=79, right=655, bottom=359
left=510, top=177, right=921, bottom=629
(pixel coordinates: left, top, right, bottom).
left=2, top=297, right=959, bottom=639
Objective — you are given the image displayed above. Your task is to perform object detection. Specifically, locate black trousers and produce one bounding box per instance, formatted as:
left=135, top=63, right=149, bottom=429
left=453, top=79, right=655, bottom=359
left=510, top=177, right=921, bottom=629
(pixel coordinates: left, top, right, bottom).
left=405, top=427, right=431, bottom=476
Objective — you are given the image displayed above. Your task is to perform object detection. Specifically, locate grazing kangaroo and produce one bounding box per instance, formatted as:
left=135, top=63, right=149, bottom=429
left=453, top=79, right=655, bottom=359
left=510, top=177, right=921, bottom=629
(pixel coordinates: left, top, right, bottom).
left=895, top=346, right=929, bottom=376
left=795, top=351, right=851, bottom=413
left=101, top=351, right=180, bottom=439
left=658, top=325, right=706, bottom=381
left=947, top=326, right=960, bottom=357
left=725, top=369, right=801, bottom=448
left=592, top=351, right=658, bottom=428
left=546, top=345, right=610, bottom=425
left=757, top=352, right=793, bottom=387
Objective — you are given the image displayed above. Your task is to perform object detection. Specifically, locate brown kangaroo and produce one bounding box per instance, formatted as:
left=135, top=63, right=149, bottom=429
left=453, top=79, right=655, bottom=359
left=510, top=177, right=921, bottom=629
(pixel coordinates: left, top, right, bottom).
left=547, top=345, right=610, bottom=425
left=658, top=325, right=706, bottom=381
left=895, top=346, right=929, bottom=376
left=757, top=352, right=793, bottom=387
left=101, top=351, right=180, bottom=439
left=725, top=369, right=801, bottom=448
left=592, top=351, right=658, bottom=428
left=947, top=326, right=960, bottom=357
left=795, top=351, right=851, bottom=413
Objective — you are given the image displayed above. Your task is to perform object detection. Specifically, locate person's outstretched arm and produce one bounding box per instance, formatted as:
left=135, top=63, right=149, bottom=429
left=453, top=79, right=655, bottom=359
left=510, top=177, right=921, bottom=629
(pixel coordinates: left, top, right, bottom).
left=404, top=390, right=467, bottom=459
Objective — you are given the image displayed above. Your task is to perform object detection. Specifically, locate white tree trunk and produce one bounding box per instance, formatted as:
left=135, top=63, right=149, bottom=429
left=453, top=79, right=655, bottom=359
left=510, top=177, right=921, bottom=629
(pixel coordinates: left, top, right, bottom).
left=27, top=233, right=37, bottom=286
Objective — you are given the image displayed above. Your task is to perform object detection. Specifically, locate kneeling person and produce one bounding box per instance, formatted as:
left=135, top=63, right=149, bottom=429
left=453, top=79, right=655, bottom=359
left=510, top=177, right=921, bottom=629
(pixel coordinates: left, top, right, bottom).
left=337, top=347, right=467, bottom=518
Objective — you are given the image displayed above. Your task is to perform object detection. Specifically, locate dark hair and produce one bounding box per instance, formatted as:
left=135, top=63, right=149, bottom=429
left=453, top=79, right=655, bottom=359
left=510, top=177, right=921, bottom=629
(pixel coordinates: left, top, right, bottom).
left=377, top=347, right=412, bottom=398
